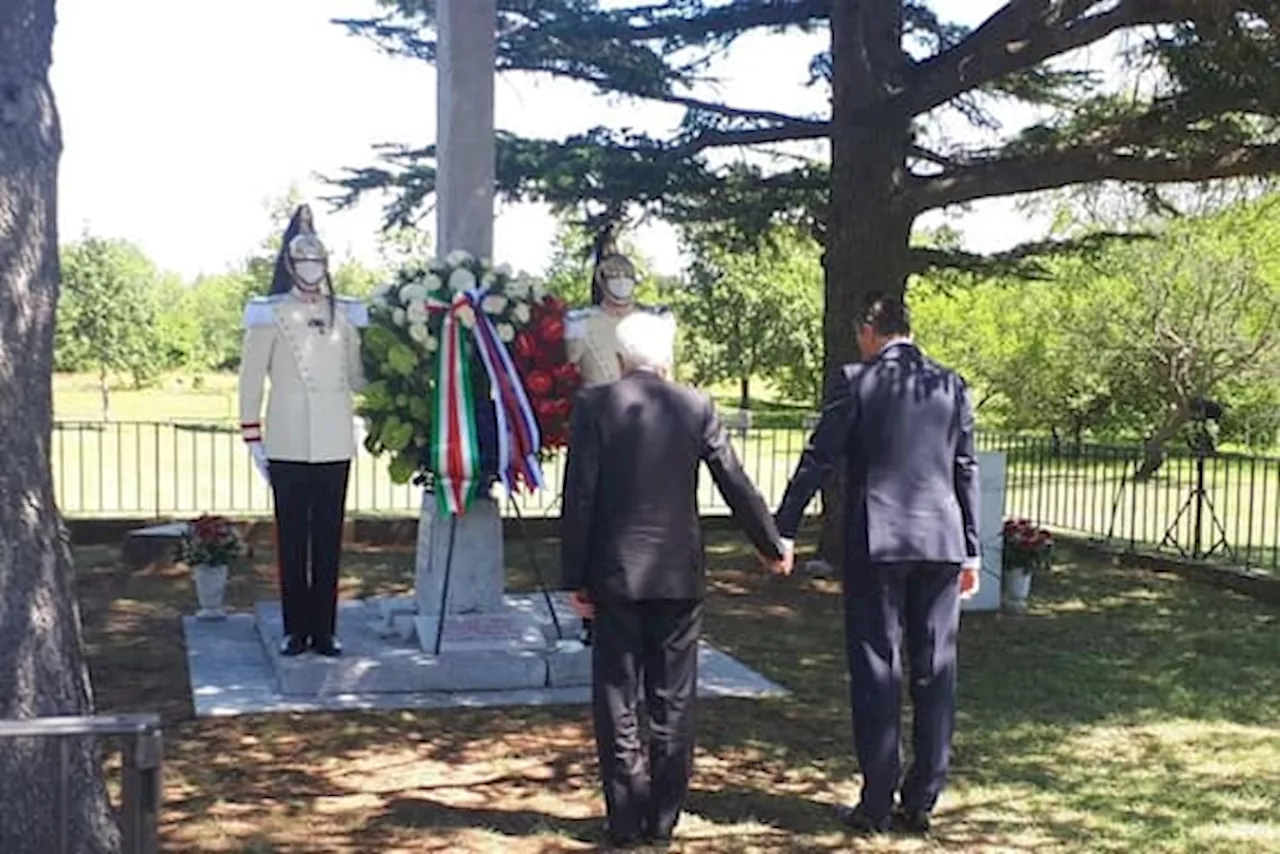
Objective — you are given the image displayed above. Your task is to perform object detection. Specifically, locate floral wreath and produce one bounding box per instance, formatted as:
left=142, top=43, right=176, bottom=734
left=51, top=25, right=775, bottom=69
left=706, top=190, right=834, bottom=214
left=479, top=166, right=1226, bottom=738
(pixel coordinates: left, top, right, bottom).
left=360, top=250, right=581, bottom=515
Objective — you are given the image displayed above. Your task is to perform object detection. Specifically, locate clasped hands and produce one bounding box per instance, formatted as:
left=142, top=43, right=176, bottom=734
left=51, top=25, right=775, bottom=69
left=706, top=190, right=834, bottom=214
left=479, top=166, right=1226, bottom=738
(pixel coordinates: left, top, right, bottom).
left=759, top=541, right=794, bottom=577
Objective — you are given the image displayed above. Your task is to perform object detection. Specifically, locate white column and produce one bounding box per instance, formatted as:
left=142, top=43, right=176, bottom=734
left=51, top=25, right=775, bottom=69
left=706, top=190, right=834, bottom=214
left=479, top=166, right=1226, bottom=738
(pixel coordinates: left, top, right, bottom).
left=436, top=0, right=496, bottom=259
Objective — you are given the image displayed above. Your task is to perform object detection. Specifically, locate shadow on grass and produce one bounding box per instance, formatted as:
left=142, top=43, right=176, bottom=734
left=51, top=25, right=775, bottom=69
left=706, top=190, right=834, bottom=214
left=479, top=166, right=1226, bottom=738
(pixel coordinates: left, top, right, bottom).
left=74, top=530, right=1279, bottom=853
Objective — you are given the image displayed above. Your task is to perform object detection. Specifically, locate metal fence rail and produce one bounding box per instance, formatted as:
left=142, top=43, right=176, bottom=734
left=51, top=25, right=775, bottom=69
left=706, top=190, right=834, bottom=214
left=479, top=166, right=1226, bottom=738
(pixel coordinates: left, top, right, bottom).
left=51, top=420, right=1280, bottom=574
left=979, top=433, right=1280, bottom=575
left=0, top=714, right=162, bottom=854
left=50, top=419, right=820, bottom=520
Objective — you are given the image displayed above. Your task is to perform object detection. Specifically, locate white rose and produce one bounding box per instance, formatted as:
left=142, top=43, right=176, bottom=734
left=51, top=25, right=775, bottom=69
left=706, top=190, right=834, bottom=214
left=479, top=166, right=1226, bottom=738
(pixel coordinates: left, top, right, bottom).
left=425, top=335, right=439, bottom=353
left=408, top=322, right=429, bottom=343
left=506, top=278, right=530, bottom=299
left=531, top=282, right=546, bottom=301
left=481, top=294, right=508, bottom=315
left=392, top=308, right=408, bottom=327
left=398, top=284, right=416, bottom=304
left=481, top=272, right=498, bottom=288
left=495, top=263, right=513, bottom=278
left=407, top=301, right=429, bottom=324
left=445, top=250, right=472, bottom=267
left=513, top=302, right=532, bottom=324
left=449, top=268, right=476, bottom=293
left=497, top=322, right=516, bottom=343
left=424, top=274, right=443, bottom=293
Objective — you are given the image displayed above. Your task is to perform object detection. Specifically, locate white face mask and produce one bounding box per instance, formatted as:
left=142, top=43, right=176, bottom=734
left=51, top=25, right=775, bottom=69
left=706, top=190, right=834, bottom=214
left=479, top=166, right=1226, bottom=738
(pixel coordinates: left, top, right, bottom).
left=605, top=276, right=635, bottom=302
left=293, top=259, right=327, bottom=289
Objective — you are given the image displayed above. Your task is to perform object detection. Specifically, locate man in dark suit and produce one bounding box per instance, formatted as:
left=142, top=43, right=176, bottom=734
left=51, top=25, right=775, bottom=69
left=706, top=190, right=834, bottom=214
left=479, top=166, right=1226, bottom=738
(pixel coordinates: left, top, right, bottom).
left=561, top=310, right=791, bottom=849
left=774, top=295, right=980, bottom=836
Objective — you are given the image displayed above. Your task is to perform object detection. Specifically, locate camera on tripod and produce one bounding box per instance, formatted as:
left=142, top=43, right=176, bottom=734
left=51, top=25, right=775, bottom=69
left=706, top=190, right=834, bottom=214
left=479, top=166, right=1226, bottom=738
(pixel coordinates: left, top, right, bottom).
left=1188, top=396, right=1223, bottom=457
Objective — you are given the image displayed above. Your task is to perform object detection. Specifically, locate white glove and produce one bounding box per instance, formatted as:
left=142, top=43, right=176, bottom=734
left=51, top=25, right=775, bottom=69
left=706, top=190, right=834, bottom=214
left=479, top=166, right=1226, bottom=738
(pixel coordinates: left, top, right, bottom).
left=247, top=441, right=270, bottom=484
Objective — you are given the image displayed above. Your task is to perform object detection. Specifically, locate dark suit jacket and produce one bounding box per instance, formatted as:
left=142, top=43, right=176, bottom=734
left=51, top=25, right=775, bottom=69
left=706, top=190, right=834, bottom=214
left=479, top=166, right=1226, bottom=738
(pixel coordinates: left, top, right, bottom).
left=775, top=341, right=980, bottom=566
left=561, top=370, right=785, bottom=601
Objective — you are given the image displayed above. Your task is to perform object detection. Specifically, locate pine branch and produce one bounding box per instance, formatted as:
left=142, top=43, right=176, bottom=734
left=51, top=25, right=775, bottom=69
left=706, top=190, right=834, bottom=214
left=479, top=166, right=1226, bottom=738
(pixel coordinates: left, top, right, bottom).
left=908, top=231, right=1155, bottom=278
left=905, top=0, right=1204, bottom=117
left=910, top=141, right=1280, bottom=212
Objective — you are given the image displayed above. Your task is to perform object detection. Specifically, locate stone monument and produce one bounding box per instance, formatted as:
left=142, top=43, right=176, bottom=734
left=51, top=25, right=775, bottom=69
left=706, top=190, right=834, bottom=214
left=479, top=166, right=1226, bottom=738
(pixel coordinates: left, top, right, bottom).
left=963, top=450, right=1007, bottom=613
left=406, top=0, right=585, bottom=684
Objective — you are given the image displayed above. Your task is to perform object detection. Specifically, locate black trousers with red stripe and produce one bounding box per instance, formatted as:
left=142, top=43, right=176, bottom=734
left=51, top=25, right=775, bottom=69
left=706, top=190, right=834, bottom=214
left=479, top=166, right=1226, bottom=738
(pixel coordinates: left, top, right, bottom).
left=268, top=460, right=350, bottom=640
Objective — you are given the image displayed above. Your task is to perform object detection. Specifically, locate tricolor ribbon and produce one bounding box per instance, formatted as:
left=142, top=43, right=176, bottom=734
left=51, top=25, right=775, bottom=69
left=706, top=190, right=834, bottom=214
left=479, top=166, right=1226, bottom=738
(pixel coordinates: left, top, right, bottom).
left=466, top=287, right=545, bottom=497
left=430, top=292, right=482, bottom=516
left=423, top=287, right=547, bottom=515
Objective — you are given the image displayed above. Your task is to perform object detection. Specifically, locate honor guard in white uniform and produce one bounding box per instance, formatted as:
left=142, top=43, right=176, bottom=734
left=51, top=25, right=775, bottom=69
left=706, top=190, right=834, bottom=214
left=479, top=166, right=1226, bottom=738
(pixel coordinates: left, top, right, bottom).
left=238, top=205, right=368, bottom=658
left=565, top=252, right=676, bottom=386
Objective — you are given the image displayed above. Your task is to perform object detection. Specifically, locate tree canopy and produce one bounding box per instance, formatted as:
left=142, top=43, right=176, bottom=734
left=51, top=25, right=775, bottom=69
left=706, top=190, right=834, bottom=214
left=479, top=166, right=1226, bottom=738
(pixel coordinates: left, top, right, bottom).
left=330, top=1, right=1280, bottom=272
left=331, top=1, right=1280, bottom=560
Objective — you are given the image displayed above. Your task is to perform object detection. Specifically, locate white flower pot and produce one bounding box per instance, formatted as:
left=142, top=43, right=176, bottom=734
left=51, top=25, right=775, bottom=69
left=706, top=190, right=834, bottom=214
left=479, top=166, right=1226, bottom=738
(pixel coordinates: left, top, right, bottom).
left=1004, top=567, right=1033, bottom=614
left=193, top=564, right=229, bottom=620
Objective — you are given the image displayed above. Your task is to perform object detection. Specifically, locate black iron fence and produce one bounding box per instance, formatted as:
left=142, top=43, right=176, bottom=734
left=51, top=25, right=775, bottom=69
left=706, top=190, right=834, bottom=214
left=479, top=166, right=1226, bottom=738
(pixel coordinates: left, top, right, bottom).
left=51, top=420, right=1280, bottom=574
left=979, top=433, right=1280, bottom=575
left=0, top=714, right=163, bottom=854
left=49, top=419, right=820, bottom=519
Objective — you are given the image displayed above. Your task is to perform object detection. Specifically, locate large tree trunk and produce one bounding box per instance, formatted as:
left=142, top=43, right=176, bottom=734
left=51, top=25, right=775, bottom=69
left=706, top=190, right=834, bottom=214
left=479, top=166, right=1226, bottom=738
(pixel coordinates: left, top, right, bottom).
left=815, top=0, right=913, bottom=568
left=0, top=3, right=122, bottom=852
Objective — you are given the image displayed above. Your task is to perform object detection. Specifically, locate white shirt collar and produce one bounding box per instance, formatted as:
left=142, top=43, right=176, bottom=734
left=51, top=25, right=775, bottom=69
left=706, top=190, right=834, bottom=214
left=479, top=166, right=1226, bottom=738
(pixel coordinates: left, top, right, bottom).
left=879, top=336, right=913, bottom=354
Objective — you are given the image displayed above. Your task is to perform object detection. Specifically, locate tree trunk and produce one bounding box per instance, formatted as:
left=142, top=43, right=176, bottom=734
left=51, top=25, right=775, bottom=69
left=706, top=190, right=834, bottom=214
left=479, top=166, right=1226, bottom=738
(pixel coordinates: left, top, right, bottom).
left=0, top=3, right=122, bottom=852
left=816, top=0, right=913, bottom=568
left=739, top=375, right=750, bottom=411
left=1135, top=402, right=1192, bottom=481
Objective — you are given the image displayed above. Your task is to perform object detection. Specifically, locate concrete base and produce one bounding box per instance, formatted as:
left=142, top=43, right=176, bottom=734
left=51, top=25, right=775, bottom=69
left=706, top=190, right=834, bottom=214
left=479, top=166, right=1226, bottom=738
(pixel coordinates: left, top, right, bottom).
left=183, top=600, right=788, bottom=717
left=255, top=599, right=562, bottom=695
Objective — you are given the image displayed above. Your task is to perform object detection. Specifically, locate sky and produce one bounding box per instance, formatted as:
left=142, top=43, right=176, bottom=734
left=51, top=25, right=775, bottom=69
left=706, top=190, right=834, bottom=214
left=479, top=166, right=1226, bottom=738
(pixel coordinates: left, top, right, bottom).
left=50, top=0, right=1052, bottom=282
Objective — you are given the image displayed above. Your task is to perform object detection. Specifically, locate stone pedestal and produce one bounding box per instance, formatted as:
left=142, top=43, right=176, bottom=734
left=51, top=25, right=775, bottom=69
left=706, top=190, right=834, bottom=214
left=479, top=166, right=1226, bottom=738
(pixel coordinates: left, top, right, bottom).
left=964, top=450, right=1007, bottom=613
left=415, top=492, right=504, bottom=616
left=252, top=594, right=593, bottom=696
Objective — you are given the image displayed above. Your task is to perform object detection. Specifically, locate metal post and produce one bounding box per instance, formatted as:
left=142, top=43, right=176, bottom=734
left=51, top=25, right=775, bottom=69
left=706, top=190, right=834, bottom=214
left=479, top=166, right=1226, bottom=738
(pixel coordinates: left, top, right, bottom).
left=433, top=515, right=460, bottom=655
left=56, top=738, right=69, bottom=854
left=121, top=727, right=163, bottom=854
left=507, top=495, right=564, bottom=640
left=1193, top=453, right=1206, bottom=559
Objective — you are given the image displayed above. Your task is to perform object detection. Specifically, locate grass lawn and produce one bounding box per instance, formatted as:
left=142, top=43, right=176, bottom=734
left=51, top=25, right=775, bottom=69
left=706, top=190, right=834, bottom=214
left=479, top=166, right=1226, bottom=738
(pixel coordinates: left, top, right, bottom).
left=77, top=528, right=1280, bottom=852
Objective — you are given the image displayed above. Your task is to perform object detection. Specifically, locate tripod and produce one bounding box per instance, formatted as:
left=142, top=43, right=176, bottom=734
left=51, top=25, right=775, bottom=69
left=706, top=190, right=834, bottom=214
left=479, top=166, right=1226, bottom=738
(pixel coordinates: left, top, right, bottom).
left=1159, top=432, right=1236, bottom=562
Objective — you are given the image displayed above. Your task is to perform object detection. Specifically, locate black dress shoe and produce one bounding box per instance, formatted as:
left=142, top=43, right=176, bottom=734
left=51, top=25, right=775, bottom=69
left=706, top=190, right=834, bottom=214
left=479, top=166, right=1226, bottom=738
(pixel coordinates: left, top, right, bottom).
left=604, top=832, right=644, bottom=850
left=311, top=634, right=343, bottom=657
left=834, top=802, right=891, bottom=834
left=279, top=635, right=307, bottom=657
left=894, top=807, right=932, bottom=834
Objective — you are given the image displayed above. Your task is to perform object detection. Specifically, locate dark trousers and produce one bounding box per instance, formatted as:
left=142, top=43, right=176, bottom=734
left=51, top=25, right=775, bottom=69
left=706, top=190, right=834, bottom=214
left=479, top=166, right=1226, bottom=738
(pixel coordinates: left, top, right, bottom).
left=843, top=561, right=961, bottom=818
left=268, top=460, right=351, bottom=640
left=592, top=599, right=702, bottom=841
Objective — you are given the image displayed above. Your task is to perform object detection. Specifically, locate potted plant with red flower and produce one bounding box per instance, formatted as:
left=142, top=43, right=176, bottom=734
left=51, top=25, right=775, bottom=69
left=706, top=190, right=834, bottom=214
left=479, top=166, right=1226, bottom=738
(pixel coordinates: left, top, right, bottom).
left=177, top=514, right=244, bottom=620
left=1001, top=518, right=1052, bottom=614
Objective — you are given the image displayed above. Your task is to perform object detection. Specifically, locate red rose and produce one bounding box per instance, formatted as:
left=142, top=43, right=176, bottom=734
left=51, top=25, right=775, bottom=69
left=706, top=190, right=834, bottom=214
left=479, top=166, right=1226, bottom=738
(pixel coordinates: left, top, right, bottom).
left=514, top=331, right=538, bottom=361
left=535, top=398, right=558, bottom=419
left=525, top=370, right=553, bottom=398
left=534, top=347, right=558, bottom=370
left=551, top=398, right=571, bottom=417
left=538, top=316, right=564, bottom=344
left=551, top=362, right=577, bottom=387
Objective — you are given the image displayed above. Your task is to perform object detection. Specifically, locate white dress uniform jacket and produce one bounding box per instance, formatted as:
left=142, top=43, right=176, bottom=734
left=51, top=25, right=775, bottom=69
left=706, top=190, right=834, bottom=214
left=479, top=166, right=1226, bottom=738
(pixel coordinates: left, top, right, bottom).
left=565, top=305, right=676, bottom=386
left=238, top=292, right=369, bottom=463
